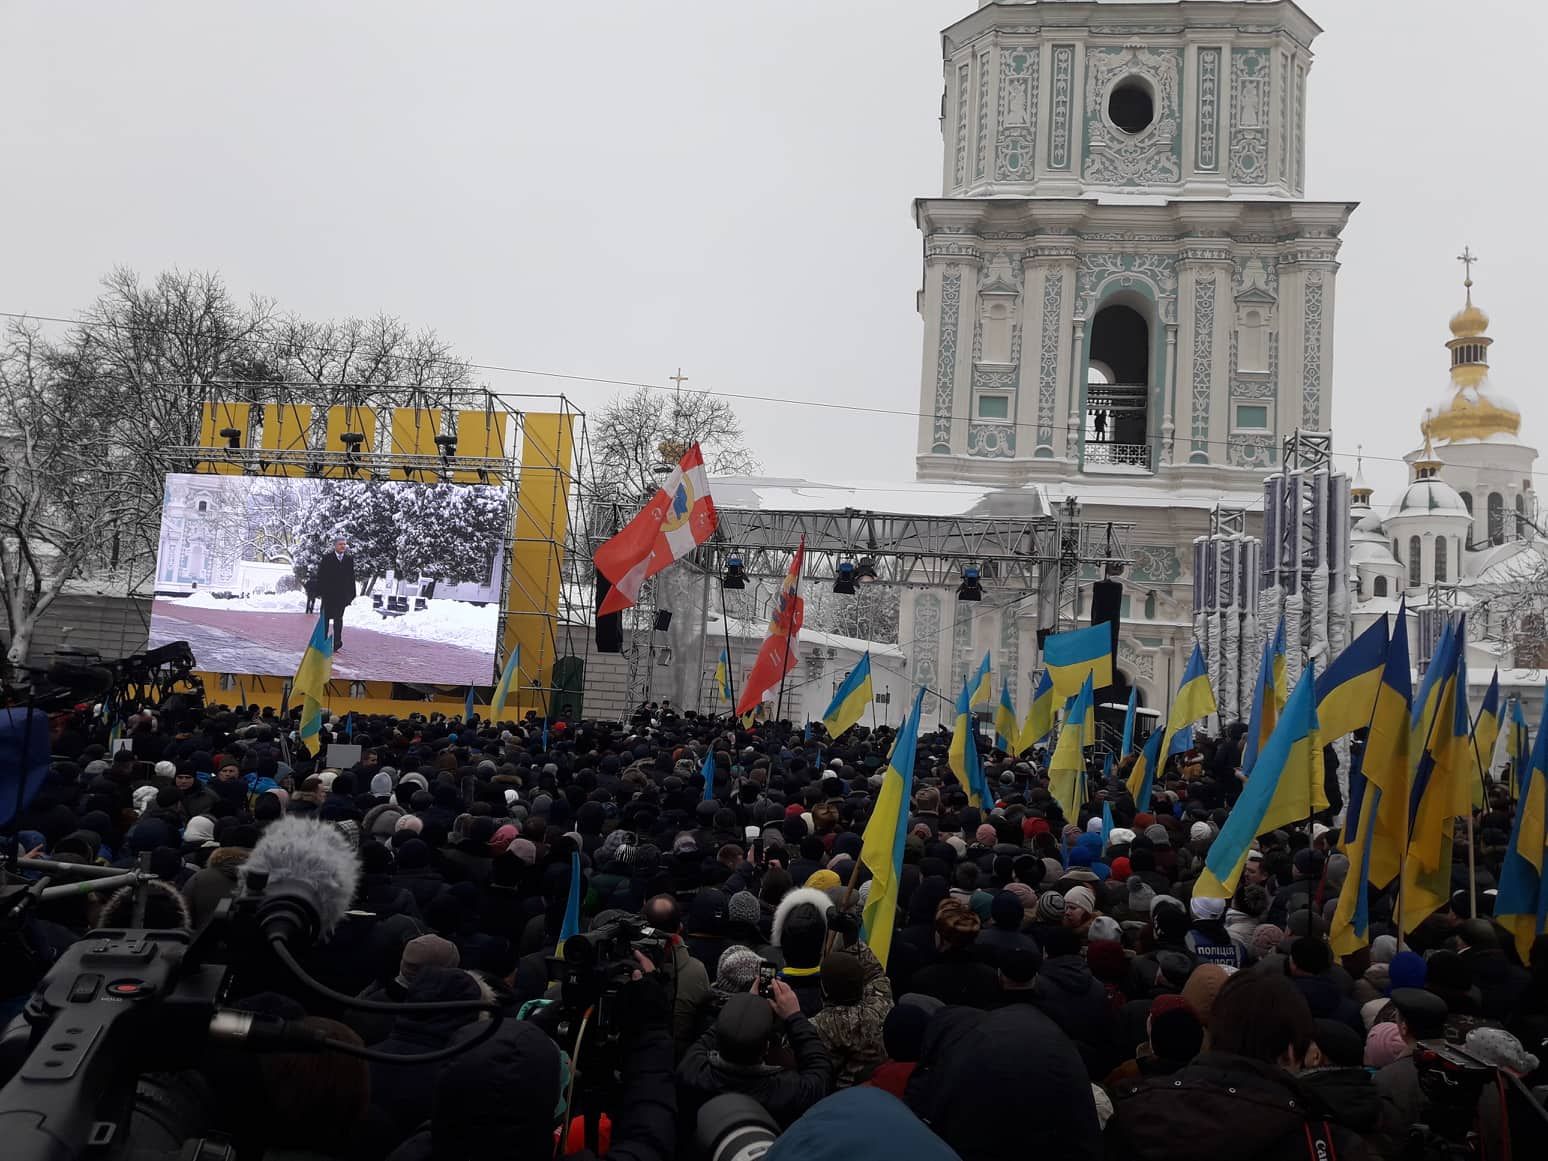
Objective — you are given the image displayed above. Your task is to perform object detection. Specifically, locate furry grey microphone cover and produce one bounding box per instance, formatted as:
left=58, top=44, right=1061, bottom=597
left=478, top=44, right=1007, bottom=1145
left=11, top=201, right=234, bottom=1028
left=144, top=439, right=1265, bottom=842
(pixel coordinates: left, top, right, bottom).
left=240, top=816, right=361, bottom=935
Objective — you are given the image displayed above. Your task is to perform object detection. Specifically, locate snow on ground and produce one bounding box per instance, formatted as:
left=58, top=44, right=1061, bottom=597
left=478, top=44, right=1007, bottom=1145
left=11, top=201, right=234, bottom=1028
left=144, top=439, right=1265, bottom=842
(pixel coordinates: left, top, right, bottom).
left=174, top=590, right=499, bottom=651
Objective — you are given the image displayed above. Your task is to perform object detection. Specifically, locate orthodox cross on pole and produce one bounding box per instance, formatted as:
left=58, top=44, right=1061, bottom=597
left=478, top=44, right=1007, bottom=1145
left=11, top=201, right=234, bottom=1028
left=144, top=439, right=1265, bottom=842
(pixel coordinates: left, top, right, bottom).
left=669, top=368, right=690, bottom=391
left=1457, top=246, right=1478, bottom=300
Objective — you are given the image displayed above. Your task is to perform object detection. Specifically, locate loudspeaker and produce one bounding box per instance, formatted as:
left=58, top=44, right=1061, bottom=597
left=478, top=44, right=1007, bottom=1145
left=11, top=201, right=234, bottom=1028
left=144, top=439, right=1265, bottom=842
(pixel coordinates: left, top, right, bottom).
left=595, top=571, right=623, bottom=654
left=1090, top=579, right=1123, bottom=682
left=653, top=610, right=673, bottom=632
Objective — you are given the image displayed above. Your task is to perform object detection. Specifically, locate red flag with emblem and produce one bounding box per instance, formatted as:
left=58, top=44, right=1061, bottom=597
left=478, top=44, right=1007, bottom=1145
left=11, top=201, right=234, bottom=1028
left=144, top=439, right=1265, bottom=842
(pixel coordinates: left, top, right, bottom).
left=595, top=443, right=717, bottom=616
left=736, top=539, right=805, bottom=716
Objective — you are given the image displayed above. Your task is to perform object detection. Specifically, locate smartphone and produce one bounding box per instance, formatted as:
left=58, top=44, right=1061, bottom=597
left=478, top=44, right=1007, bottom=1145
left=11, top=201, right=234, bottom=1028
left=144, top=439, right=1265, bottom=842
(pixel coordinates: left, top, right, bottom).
left=752, top=836, right=764, bottom=866
left=757, top=961, right=778, bottom=996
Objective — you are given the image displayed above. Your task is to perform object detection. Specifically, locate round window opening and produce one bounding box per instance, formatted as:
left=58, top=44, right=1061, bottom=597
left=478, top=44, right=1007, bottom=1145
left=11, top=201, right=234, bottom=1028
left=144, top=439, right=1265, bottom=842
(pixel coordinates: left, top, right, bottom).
left=1108, top=79, right=1155, bottom=135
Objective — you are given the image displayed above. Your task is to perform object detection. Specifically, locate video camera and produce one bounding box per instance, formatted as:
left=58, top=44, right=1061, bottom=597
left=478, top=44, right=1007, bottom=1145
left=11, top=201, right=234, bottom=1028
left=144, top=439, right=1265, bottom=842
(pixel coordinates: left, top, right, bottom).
left=0, top=827, right=500, bottom=1161
left=551, top=917, right=668, bottom=1046
left=1410, top=1039, right=1548, bottom=1161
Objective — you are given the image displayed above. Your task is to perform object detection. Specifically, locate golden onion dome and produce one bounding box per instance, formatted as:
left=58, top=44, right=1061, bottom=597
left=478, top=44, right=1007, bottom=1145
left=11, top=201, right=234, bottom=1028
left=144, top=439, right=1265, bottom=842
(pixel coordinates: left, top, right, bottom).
left=1423, top=258, right=1521, bottom=445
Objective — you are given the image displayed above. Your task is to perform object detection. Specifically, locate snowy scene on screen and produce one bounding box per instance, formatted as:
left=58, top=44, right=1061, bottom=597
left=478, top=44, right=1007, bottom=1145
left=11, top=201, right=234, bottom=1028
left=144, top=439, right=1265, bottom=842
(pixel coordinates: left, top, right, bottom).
left=148, top=473, right=506, bottom=686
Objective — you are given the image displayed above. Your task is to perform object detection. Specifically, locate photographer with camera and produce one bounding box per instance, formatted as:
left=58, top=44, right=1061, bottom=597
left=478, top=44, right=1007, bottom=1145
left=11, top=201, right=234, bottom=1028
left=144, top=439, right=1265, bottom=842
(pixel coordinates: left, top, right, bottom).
left=677, top=971, right=833, bottom=1132
left=386, top=950, right=677, bottom=1161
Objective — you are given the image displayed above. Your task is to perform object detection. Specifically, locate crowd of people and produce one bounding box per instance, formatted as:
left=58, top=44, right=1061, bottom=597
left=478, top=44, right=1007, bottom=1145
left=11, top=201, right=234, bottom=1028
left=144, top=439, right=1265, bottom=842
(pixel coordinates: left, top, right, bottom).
left=2, top=695, right=1547, bottom=1161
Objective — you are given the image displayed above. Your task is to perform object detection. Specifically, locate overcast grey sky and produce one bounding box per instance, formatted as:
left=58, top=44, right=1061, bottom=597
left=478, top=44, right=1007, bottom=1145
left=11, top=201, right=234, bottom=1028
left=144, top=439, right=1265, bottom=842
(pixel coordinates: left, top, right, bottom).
left=1, top=1, right=1539, bottom=506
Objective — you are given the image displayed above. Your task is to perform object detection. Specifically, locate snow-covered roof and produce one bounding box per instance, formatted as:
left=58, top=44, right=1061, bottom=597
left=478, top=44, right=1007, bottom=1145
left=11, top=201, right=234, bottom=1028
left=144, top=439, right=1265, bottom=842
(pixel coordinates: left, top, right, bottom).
left=1389, top=478, right=1469, bottom=519
left=711, top=613, right=904, bottom=660
left=1350, top=540, right=1399, bottom=567
left=708, top=476, right=1045, bottom=519
left=1466, top=541, right=1547, bottom=586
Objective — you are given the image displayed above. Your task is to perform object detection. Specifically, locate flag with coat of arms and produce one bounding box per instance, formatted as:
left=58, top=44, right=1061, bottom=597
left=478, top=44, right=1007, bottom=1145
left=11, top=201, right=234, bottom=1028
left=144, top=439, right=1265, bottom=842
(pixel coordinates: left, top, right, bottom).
left=595, top=443, right=717, bottom=616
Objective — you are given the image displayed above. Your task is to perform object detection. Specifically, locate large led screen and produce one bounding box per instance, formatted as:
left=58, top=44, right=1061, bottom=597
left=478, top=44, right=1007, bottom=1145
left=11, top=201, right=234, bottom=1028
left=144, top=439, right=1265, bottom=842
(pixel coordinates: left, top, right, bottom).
left=148, top=473, right=506, bottom=687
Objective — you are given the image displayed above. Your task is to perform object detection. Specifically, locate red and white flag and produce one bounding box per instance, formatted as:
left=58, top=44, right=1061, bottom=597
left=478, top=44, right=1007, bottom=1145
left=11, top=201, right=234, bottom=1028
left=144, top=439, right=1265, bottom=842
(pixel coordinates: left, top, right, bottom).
left=595, top=443, right=717, bottom=616
left=735, top=538, right=805, bottom=716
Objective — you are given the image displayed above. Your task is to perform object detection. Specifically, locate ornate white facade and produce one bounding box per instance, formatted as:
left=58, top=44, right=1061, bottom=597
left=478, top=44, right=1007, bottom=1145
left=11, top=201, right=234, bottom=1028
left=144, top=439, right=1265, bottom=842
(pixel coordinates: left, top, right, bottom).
left=904, top=0, right=1357, bottom=716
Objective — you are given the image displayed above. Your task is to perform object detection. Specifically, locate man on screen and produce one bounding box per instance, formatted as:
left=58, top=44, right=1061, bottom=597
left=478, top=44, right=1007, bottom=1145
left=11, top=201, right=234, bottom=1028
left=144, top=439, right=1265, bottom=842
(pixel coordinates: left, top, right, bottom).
left=313, top=536, right=357, bottom=650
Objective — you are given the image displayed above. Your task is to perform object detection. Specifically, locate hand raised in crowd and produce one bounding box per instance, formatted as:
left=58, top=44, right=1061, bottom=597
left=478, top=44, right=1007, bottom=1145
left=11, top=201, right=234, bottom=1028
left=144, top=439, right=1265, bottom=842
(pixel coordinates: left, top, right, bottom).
left=763, top=977, right=801, bottom=1021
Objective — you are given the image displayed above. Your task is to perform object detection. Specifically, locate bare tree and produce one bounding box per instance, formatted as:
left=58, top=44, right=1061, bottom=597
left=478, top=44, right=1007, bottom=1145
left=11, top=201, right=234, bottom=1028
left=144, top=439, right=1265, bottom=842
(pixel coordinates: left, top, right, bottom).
left=0, top=323, right=159, bottom=669
left=590, top=385, right=760, bottom=506
left=1468, top=544, right=1548, bottom=668
left=804, top=582, right=901, bottom=644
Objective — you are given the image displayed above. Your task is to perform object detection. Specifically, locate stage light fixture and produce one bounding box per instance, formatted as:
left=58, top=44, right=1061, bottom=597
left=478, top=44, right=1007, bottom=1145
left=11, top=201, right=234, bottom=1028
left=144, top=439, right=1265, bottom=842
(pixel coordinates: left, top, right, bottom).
left=833, top=561, right=857, bottom=595
left=657, top=645, right=674, bottom=667
left=855, top=556, right=878, bottom=583
left=219, top=427, right=242, bottom=450
left=340, top=430, right=365, bottom=476
left=957, top=566, right=983, bottom=602
left=722, top=556, right=746, bottom=590
left=434, top=434, right=458, bottom=456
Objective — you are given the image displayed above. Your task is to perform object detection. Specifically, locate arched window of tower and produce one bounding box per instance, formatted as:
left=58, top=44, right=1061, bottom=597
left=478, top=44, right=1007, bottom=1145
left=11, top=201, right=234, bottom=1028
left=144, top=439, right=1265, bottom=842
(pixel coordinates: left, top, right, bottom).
left=1489, top=493, right=1506, bottom=546
left=1516, top=493, right=1526, bottom=540
left=1374, top=576, right=1389, bottom=599
left=1085, top=304, right=1151, bottom=467
left=1408, top=537, right=1422, bottom=588
left=1435, top=536, right=1448, bottom=583
left=1459, top=490, right=1473, bottom=516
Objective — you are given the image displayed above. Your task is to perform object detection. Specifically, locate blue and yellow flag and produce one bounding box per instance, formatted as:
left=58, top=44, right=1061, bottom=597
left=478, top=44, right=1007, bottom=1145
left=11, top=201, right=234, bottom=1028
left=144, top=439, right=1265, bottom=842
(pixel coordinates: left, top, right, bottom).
left=1330, top=613, right=1414, bottom=954
left=1119, top=686, right=1138, bottom=758
left=822, top=653, right=874, bottom=741
left=299, top=694, right=325, bottom=750
left=714, top=648, right=733, bottom=704
left=1100, top=800, right=1115, bottom=851
left=1510, top=695, right=1531, bottom=799
left=1164, top=644, right=1216, bottom=760
left=994, top=679, right=1018, bottom=753
left=1127, top=722, right=1166, bottom=811
left=1018, top=670, right=1055, bottom=753
left=464, top=686, right=476, bottom=724
left=1315, top=616, right=1388, bottom=743
left=1242, top=619, right=1290, bottom=777
left=1401, top=615, right=1472, bottom=932
left=969, top=651, right=993, bottom=707
left=1496, top=693, right=1548, bottom=962
left=555, top=850, right=582, bottom=959
left=491, top=644, right=522, bottom=722
left=1049, top=674, right=1094, bottom=821
left=292, top=612, right=335, bottom=708
left=1043, top=624, right=1114, bottom=699
left=701, top=745, right=717, bottom=802
left=860, top=685, right=927, bottom=968
left=949, top=679, right=985, bottom=807
left=1196, top=661, right=1322, bottom=899
left=1472, top=669, right=1502, bottom=809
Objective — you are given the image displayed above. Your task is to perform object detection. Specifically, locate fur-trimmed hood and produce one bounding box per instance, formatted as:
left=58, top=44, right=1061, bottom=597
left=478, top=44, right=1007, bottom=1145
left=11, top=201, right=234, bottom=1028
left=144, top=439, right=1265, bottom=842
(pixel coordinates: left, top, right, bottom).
left=771, top=885, right=833, bottom=947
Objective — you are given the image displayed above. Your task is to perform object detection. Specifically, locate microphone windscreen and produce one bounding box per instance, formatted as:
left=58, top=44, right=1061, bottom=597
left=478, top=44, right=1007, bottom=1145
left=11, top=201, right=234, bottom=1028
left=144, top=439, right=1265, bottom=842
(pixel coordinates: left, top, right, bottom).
left=241, top=816, right=360, bottom=935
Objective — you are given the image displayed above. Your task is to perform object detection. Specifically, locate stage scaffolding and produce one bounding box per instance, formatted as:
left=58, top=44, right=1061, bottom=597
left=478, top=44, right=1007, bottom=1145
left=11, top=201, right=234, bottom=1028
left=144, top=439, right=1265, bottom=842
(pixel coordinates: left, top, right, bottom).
left=165, top=386, right=595, bottom=716
left=589, top=499, right=1135, bottom=714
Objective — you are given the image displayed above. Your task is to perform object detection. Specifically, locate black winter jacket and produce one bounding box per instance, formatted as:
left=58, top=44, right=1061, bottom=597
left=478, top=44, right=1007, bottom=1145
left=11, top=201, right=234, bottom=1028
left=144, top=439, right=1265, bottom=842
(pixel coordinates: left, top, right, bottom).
left=677, top=1011, right=832, bottom=1129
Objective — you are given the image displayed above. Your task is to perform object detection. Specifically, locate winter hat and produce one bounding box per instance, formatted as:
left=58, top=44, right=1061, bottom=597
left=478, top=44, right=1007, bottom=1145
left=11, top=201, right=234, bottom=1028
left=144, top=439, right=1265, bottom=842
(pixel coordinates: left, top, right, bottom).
left=1036, top=891, right=1066, bottom=923
left=1189, top=821, right=1214, bottom=844
left=1250, top=924, right=1286, bottom=958
left=397, top=934, right=460, bottom=988
left=934, top=898, right=981, bottom=948
left=1126, top=878, right=1156, bottom=914
left=1361, top=997, right=1394, bottom=1031
left=805, top=868, right=841, bottom=892
left=1108, top=827, right=1136, bottom=848
left=820, top=952, right=866, bottom=1005
left=1041, top=857, right=1064, bottom=887
left=1064, top=885, right=1096, bottom=916
left=1370, top=934, right=1399, bottom=965
left=1108, top=856, right=1132, bottom=882
left=716, top=993, right=775, bottom=1067
left=1144, top=824, right=1171, bottom=847
left=183, top=815, right=218, bottom=846
left=154, top=760, right=177, bottom=779
left=882, top=1002, right=932, bottom=1063
left=990, top=891, right=1024, bottom=930
left=715, top=945, right=763, bottom=994
left=1388, top=950, right=1427, bottom=991
left=773, top=887, right=834, bottom=971
left=974, top=824, right=998, bottom=847
left=1088, top=916, right=1123, bottom=943
left=1181, top=964, right=1232, bottom=1025
left=728, top=890, right=761, bottom=928
left=133, top=784, right=159, bottom=815
left=1004, top=881, right=1038, bottom=914
left=1364, top=1021, right=1409, bottom=1068
left=370, top=772, right=393, bottom=799
left=1189, top=896, right=1226, bottom=921
left=1464, top=1028, right=1540, bottom=1075
left=509, top=837, right=537, bottom=865
left=1313, top=1019, right=1365, bottom=1069
left=395, top=814, right=423, bottom=834
left=489, top=824, right=518, bottom=856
